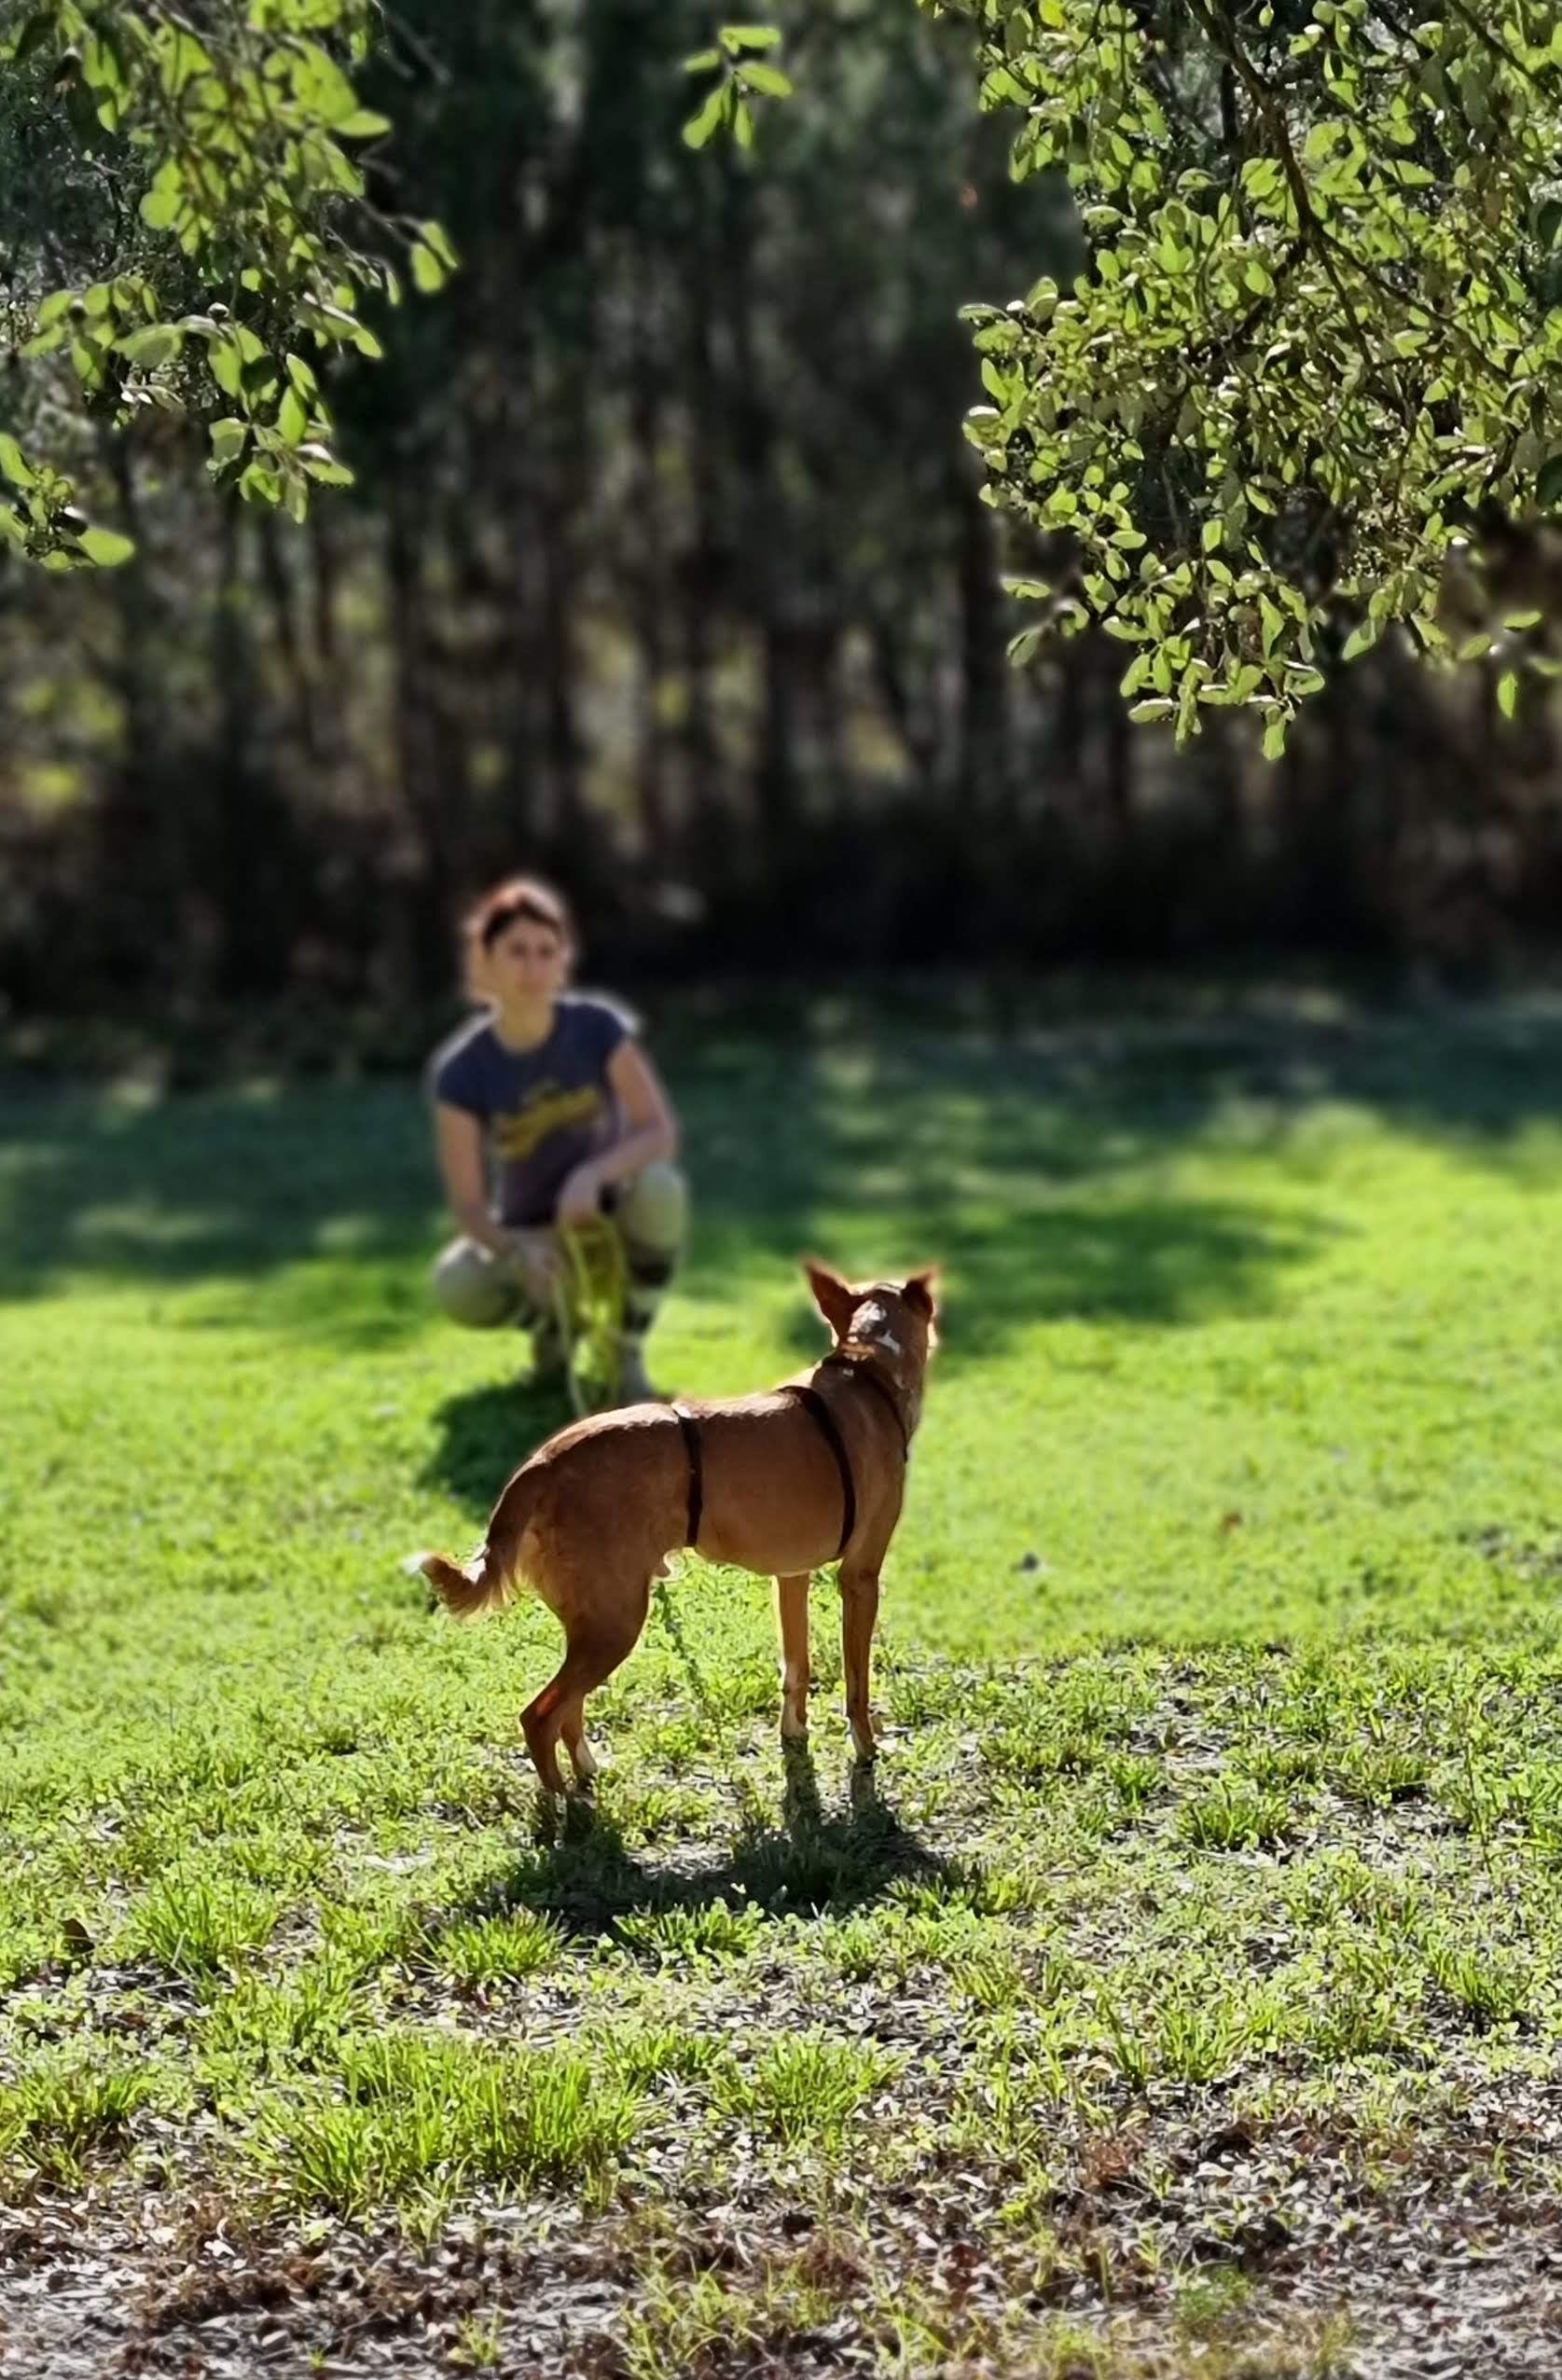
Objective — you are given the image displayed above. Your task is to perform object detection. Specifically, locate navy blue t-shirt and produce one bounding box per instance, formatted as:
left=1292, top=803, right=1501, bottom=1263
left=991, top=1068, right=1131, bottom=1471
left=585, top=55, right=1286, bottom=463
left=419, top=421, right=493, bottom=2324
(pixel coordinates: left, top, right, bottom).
left=428, top=994, right=634, bottom=1227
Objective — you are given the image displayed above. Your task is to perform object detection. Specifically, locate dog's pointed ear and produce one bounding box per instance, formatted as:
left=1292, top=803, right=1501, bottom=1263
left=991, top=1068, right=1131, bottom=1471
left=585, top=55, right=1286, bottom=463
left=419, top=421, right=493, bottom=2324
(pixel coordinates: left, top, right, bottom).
left=902, top=1267, right=941, bottom=1319
left=803, top=1259, right=857, bottom=1336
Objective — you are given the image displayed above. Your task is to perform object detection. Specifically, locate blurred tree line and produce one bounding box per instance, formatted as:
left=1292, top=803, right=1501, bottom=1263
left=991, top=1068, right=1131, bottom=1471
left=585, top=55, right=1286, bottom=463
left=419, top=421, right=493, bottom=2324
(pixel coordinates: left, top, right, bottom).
left=4, top=0, right=1560, bottom=1028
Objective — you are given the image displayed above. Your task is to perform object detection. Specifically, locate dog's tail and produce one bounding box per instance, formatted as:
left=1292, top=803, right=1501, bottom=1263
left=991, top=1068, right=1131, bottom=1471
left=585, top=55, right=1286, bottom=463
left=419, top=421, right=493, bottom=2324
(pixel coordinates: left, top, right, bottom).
left=417, top=1460, right=544, bottom=1621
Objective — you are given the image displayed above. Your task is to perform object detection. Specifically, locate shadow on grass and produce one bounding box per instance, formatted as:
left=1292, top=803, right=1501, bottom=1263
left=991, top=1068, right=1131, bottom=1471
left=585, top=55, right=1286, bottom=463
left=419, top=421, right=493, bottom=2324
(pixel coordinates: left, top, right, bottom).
left=7, top=1003, right=1562, bottom=1363
left=436, top=1743, right=950, bottom=1940
left=0, top=1077, right=437, bottom=1319
left=422, top=1377, right=573, bottom=1511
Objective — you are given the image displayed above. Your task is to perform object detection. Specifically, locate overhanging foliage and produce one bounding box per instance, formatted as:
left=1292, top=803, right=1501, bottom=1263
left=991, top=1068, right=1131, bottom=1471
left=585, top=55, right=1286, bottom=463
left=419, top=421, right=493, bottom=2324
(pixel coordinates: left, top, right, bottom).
left=929, top=0, right=1562, bottom=745
left=0, top=0, right=450, bottom=566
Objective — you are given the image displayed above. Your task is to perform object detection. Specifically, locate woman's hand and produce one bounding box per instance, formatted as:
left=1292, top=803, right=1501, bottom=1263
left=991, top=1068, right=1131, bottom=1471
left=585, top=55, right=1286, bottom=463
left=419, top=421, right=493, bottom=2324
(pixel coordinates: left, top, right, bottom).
left=556, top=1165, right=605, bottom=1228
left=506, top=1229, right=561, bottom=1306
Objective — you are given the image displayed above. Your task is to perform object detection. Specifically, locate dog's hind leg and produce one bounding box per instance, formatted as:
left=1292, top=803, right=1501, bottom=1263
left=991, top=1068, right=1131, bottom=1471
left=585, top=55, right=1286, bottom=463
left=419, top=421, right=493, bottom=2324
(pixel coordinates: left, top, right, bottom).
left=776, top=1572, right=811, bottom=1740
left=560, top=1709, right=599, bottom=1787
left=522, top=1576, right=652, bottom=1793
left=838, top=1562, right=881, bottom=1764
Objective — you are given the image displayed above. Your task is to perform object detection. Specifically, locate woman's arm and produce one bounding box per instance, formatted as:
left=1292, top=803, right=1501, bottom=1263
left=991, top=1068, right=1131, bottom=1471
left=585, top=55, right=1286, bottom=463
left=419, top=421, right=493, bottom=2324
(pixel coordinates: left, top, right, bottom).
left=556, top=1040, right=680, bottom=1223
left=433, top=1103, right=518, bottom=1261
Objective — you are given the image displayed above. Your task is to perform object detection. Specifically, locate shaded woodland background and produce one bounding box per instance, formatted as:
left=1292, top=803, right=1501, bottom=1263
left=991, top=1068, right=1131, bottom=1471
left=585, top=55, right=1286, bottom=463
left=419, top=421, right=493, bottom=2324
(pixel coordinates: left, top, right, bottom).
left=5, top=0, right=1562, bottom=1029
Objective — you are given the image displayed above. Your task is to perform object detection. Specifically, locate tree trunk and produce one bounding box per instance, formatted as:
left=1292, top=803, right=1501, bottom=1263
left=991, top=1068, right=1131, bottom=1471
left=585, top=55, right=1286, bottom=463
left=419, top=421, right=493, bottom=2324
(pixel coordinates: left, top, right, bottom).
left=630, top=247, right=671, bottom=869
left=682, top=213, right=726, bottom=870
left=725, top=173, right=798, bottom=866
left=386, top=484, right=458, bottom=995
left=256, top=510, right=318, bottom=763
left=955, top=468, right=1011, bottom=815
left=94, top=439, right=171, bottom=993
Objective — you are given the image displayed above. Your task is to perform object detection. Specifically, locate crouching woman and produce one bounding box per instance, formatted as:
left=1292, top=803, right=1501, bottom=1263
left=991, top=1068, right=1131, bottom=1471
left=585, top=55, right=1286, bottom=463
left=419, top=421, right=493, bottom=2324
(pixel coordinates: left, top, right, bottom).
left=427, top=875, right=686, bottom=1404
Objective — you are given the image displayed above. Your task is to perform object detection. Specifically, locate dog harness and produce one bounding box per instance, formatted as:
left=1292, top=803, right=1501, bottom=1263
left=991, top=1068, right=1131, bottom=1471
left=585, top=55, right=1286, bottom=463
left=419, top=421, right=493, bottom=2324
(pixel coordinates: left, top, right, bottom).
left=671, top=1357, right=910, bottom=1558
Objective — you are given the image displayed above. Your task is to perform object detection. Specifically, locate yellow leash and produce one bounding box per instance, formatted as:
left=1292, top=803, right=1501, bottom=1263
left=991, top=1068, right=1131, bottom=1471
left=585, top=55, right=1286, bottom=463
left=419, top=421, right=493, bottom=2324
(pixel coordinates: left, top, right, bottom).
left=548, top=1217, right=629, bottom=1416
left=548, top=1220, right=761, bottom=1820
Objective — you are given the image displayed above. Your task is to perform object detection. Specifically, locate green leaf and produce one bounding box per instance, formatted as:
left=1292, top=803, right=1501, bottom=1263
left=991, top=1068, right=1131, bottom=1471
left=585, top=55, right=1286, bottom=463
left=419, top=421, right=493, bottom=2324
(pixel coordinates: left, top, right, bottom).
left=297, top=444, right=353, bottom=485
left=333, top=110, right=391, bottom=139
left=210, top=340, right=244, bottom=398
left=139, top=166, right=183, bottom=232
left=117, top=325, right=183, bottom=368
left=740, top=62, right=792, bottom=97
left=0, top=435, right=36, bottom=490
left=682, top=83, right=727, bottom=149
left=76, top=526, right=134, bottom=566
left=1539, top=454, right=1562, bottom=511
left=1498, top=670, right=1520, bottom=720
left=278, top=388, right=308, bottom=447
left=209, top=418, right=247, bottom=468
left=294, top=41, right=360, bottom=126
left=410, top=242, right=449, bottom=295
left=719, top=24, right=781, bottom=51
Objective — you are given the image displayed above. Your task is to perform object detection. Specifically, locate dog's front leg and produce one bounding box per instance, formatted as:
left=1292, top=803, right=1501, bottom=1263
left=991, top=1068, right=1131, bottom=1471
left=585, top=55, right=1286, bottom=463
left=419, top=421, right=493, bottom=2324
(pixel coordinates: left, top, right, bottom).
left=776, top=1572, right=811, bottom=1739
left=838, top=1565, right=880, bottom=1763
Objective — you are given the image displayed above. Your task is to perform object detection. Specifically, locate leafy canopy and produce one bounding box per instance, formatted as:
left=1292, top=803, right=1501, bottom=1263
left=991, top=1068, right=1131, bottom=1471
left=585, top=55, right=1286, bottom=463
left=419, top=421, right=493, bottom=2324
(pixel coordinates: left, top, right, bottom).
left=925, top=1, right=1562, bottom=746
left=0, top=0, right=452, bottom=567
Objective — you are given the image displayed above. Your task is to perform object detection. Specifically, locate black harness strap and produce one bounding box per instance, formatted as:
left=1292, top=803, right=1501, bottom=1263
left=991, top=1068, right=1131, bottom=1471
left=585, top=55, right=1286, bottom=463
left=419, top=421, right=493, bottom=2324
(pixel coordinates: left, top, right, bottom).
left=672, top=1364, right=910, bottom=1561
left=822, top=1353, right=911, bottom=1459
left=671, top=1404, right=704, bottom=1546
left=781, top=1382, right=857, bottom=1559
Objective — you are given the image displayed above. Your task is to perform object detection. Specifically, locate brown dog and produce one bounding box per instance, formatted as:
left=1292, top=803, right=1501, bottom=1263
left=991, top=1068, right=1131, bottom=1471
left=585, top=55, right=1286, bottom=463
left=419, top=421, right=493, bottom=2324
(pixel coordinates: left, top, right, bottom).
left=419, top=1261, right=938, bottom=1792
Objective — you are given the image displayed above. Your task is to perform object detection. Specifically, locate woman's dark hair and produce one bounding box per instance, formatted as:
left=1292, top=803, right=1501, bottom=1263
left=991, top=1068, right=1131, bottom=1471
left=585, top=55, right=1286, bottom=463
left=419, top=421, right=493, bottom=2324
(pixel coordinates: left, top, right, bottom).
left=464, top=875, right=575, bottom=953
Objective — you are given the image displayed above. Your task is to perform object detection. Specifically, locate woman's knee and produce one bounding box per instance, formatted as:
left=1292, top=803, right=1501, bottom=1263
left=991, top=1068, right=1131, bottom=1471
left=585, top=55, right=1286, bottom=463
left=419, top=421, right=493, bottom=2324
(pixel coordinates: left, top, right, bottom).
left=615, top=1162, right=688, bottom=1263
left=432, top=1238, right=522, bottom=1328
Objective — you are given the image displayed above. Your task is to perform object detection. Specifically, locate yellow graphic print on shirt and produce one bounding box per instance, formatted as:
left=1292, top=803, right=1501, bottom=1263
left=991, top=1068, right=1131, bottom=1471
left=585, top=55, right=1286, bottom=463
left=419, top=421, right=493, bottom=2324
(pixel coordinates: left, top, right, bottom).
left=491, top=1081, right=606, bottom=1163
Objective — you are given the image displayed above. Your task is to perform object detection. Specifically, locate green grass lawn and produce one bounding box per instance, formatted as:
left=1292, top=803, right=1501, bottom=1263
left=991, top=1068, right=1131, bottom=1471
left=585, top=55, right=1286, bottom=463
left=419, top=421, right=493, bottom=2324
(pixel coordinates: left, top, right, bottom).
left=4, top=995, right=1562, bottom=2375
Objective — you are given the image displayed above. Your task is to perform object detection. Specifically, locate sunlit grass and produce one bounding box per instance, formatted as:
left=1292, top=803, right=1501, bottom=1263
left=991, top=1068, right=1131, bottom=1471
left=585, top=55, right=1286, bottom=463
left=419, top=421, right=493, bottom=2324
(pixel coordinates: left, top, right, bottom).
left=6, top=999, right=1562, bottom=2361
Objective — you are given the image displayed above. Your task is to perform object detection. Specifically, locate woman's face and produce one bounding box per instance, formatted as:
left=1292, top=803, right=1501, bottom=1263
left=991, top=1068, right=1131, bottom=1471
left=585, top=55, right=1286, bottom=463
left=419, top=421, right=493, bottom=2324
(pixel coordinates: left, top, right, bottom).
left=481, top=916, right=571, bottom=1005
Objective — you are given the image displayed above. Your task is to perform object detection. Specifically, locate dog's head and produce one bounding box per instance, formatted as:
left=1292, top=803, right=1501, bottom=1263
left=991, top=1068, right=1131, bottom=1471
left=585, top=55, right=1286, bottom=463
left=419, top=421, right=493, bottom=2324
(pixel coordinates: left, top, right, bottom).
left=803, top=1260, right=940, bottom=1369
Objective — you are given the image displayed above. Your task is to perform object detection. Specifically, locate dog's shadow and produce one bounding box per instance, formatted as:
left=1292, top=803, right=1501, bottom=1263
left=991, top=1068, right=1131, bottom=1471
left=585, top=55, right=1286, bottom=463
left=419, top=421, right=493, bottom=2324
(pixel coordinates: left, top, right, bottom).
left=441, top=1742, right=953, bottom=1941
left=422, top=1378, right=571, bottom=1513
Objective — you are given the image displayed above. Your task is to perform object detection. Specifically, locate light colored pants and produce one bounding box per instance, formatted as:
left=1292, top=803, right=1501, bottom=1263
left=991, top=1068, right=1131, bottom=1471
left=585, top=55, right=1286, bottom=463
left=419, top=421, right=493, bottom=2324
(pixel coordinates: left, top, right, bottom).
left=433, top=1161, right=688, bottom=1332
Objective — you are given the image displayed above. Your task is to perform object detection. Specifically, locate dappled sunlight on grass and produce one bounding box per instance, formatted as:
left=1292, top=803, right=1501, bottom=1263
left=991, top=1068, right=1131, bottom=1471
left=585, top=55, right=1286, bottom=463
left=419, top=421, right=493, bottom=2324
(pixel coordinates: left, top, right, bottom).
left=7, top=1003, right=1562, bottom=2366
